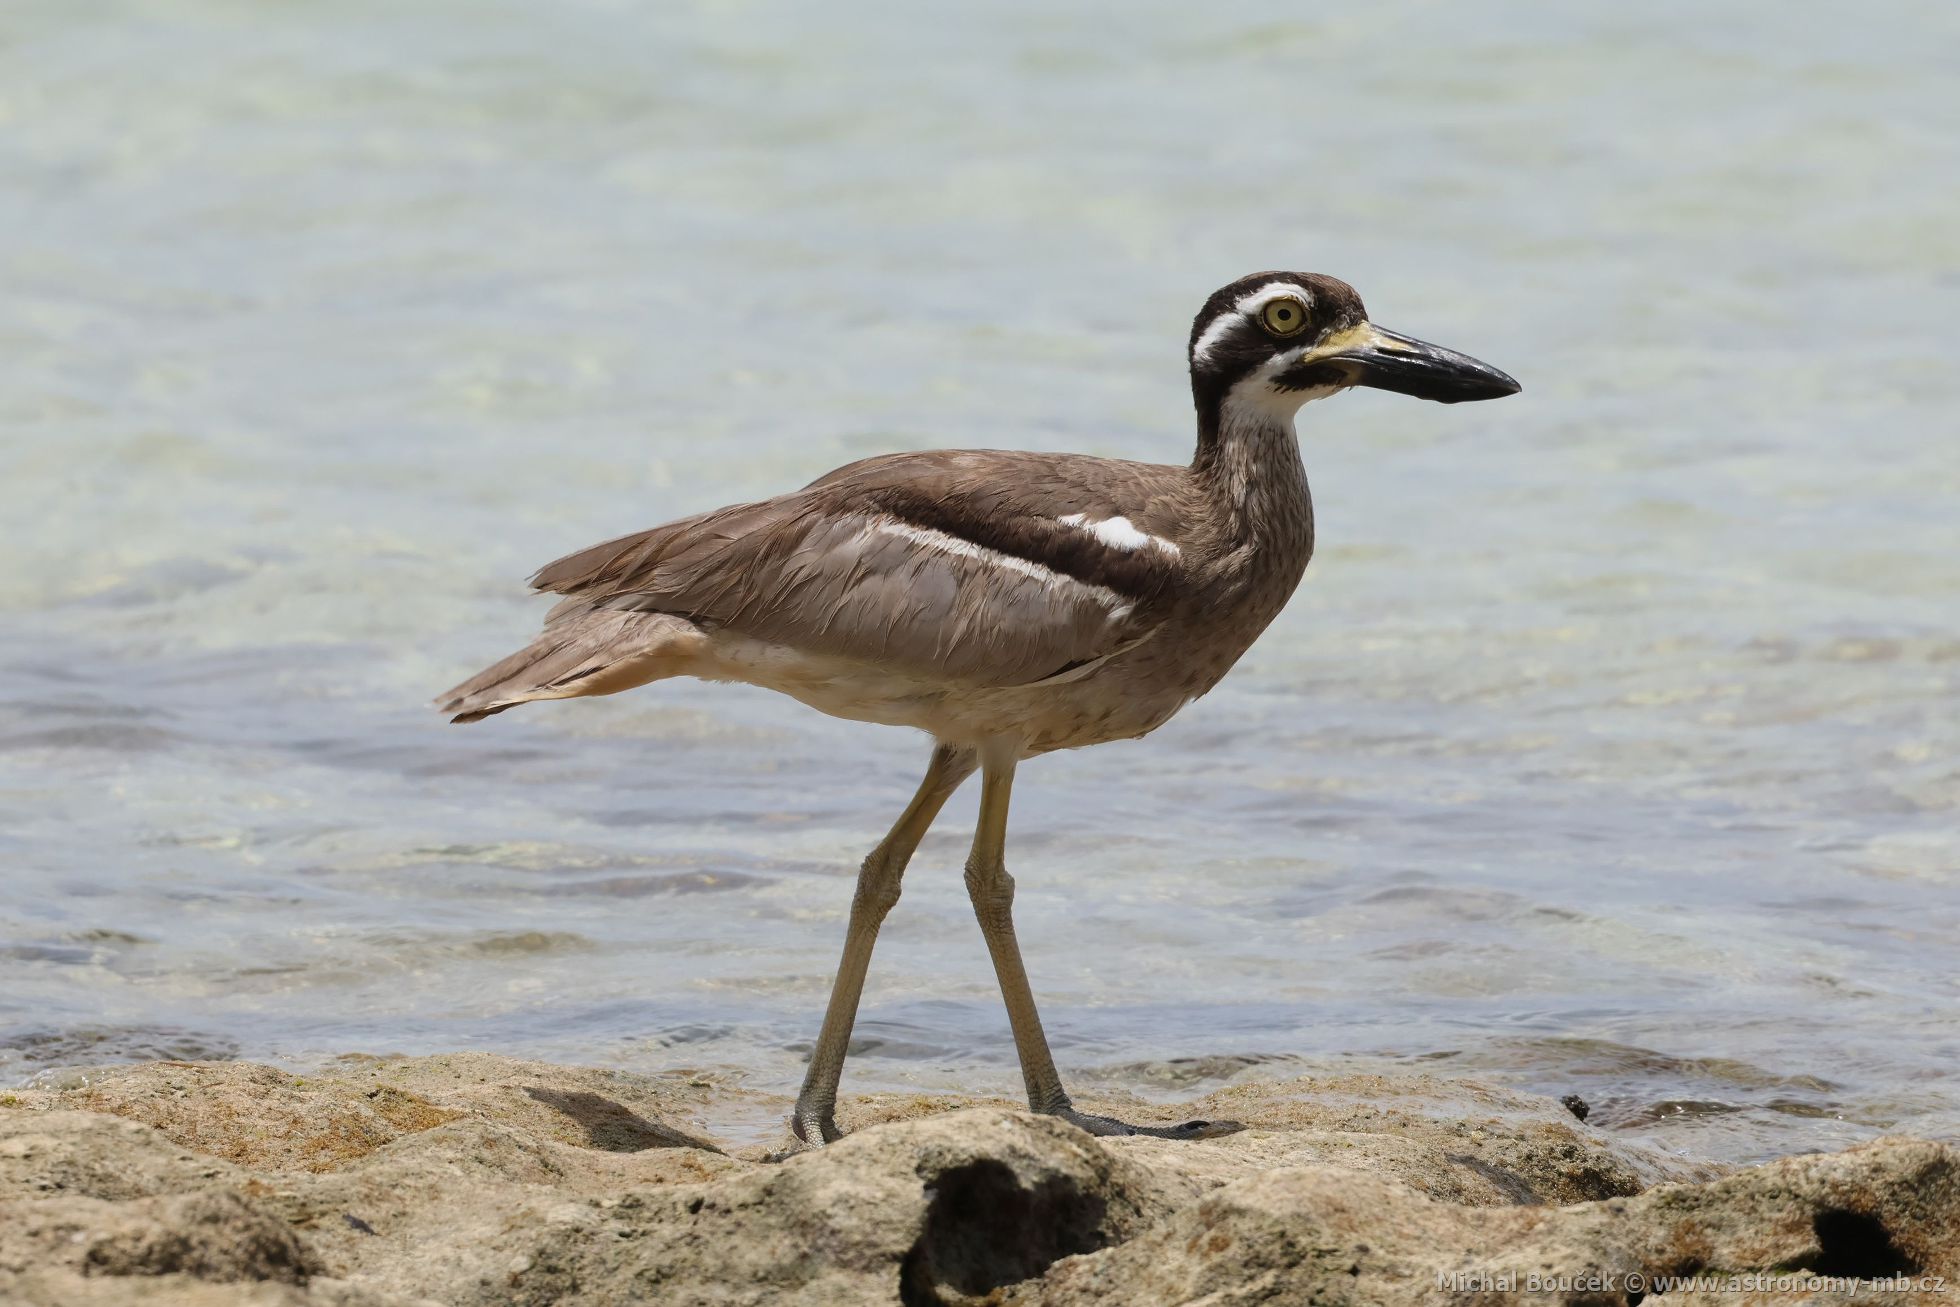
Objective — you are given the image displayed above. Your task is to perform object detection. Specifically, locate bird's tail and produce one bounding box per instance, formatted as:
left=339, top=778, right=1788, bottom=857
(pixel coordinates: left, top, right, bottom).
left=435, top=607, right=707, bottom=723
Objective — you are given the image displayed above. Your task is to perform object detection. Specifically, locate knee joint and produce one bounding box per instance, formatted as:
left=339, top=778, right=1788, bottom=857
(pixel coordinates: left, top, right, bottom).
left=852, top=858, right=902, bottom=920
left=852, top=885, right=900, bottom=920
left=963, top=860, right=1015, bottom=909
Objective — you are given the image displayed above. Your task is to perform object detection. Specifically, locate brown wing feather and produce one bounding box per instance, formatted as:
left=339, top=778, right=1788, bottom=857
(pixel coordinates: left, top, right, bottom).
left=526, top=450, right=1197, bottom=688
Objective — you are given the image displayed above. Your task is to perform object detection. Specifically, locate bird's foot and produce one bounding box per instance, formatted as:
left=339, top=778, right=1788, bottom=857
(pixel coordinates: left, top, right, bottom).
left=1046, top=1106, right=1243, bottom=1140
left=781, top=1102, right=1241, bottom=1155
left=788, top=1106, right=843, bottom=1150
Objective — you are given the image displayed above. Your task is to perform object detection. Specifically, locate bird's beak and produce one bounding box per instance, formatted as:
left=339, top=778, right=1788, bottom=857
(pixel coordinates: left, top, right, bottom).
left=1314, top=322, right=1521, bottom=404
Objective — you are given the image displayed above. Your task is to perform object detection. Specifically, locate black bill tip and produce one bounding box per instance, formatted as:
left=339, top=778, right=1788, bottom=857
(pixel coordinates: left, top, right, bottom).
left=1339, top=325, right=1521, bottom=404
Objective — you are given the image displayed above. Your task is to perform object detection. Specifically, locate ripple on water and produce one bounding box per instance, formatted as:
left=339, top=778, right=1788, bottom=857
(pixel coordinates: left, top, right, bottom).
left=4, top=1026, right=243, bottom=1078
left=0, top=928, right=154, bottom=970
left=1083, top=1052, right=1306, bottom=1091
left=362, top=929, right=599, bottom=962
left=536, top=871, right=772, bottom=898
left=0, top=723, right=184, bottom=753
left=0, top=1, right=1953, bottom=1168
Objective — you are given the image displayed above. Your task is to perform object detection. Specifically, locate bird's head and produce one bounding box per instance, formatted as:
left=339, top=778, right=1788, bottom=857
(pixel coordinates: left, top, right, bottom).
left=1187, top=271, right=1520, bottom=422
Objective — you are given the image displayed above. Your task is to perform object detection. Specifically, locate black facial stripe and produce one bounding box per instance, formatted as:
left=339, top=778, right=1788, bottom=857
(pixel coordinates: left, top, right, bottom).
left=1271, top=361, right=1352, bottom=392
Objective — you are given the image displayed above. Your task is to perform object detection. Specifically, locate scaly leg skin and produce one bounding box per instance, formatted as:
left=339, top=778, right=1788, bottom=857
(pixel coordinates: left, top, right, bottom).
left=963, top=742, right=1244, bottom=1143
left=788, top=742, right=976, bottom=1148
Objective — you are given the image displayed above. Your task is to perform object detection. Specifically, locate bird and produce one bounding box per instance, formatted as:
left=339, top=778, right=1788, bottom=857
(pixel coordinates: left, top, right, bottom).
left=436, top=271, right=1519, bottom=1146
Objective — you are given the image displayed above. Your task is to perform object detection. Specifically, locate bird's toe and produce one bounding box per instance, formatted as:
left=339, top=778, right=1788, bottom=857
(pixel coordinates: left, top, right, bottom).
left=1048, top=1107, right=1241, bottom=1140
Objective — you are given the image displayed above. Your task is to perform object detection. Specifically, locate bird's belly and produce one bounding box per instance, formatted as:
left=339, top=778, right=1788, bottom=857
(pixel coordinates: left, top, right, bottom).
left=692, top=632, right=1194, bottom=750
left=987, top=677, right=1195, bottom=755
left=998, top=602, right=1285, bottom=754
left=1006, top=635, right=1239, bottom=754
left=693, top=635, right=960, bottom=730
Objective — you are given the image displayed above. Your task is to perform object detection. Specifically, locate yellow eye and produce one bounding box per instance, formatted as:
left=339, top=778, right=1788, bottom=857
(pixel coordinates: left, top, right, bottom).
left=1261, top=298, right=1308, bottom=336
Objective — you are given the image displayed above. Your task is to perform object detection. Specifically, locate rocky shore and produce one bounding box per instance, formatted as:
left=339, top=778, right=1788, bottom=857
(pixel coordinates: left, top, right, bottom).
left=0, top=1053, right=1952, bottom=1305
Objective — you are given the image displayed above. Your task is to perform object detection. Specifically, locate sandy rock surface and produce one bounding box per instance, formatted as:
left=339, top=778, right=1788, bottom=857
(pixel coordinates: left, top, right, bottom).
left=0, top=1053, right=1951, bottom=1305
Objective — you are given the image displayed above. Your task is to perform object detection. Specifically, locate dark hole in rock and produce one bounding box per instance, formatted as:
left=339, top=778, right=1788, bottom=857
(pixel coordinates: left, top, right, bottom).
left=899, top=1159, right=1111, bottom=1306
left=1808, top=1207, right=1917, bottom=1279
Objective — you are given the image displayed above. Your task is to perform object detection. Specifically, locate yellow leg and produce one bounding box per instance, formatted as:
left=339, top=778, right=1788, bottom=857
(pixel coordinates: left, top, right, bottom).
left=791, top=742, right=975, bottom=1144
left=962, top=749, right=1069, bottom=1111
left=963, top=743, right=1241, bottom=1141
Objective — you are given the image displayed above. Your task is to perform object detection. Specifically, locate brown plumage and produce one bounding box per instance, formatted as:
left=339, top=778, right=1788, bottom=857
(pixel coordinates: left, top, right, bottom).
left=438, top=272, right=1519, bottom=1144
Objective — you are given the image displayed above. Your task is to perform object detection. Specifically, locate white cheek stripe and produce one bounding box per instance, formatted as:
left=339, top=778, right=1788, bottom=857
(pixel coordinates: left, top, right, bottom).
left=1057, top=513, right=1181, bottom=558
left=1221, top=375, right=1344, bottom=425
left=1189, top=281, right=1316, bottom=364
left=866, top=518, right=1129, bottom=615
left=1257, top=343, right=1314, bottom=376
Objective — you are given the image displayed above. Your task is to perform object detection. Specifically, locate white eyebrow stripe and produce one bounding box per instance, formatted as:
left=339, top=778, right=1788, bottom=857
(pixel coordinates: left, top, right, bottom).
left=1189, top=280, right=1315, bottom=364
left=1235, top=281, right=1314, bottom=314
left=1057, top=513, right=1182, bottom=557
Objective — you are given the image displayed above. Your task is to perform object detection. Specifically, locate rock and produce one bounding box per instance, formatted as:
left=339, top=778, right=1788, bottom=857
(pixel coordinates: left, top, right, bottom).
left=0, top=1054, right=1952, bottom=1306
left=488, top=1108, right=1183, bottom=1307
left=1, top=1186, right=311, bottom=1283
left=0, top=1176, right=410, bottom=1306
left=1023, top=1136, right=1959, bottom=1306
left=0, top=1273, right=413, bottom=1307
left=81, top=1188, right=319, bottom=1281
left=34, top=1054, right=737, bottom=1175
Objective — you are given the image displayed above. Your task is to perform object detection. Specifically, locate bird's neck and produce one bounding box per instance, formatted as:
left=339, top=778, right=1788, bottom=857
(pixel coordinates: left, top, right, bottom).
left=1191, top=392, right=1314, bottom=550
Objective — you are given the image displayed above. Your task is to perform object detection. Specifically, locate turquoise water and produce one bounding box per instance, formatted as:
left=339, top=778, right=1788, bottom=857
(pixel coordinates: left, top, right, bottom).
left=1, top=1, right=1955, bottom=1163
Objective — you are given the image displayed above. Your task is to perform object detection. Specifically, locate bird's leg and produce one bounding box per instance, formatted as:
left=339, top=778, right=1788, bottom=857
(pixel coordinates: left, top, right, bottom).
left=963, top=746, right=1241, bottom=1142
left=790, top=742, right=976, bottom=1146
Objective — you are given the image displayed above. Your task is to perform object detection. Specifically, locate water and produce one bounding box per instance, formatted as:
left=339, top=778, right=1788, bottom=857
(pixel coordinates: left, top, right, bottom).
left=2, top=1, right=1955, bottom=1165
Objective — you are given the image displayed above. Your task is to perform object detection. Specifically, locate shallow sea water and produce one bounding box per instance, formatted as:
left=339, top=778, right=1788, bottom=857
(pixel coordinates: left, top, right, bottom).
left=1, top=2, right=1955, bottom=1164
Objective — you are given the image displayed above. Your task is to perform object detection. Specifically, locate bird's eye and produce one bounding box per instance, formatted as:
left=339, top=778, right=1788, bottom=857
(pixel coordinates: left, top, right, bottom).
left=1260, top=298, right=1308, bottom=337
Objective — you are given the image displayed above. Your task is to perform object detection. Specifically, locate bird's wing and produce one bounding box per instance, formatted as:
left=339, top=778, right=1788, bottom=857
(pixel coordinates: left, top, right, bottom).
left=528, top=450, right=1194, bottom=688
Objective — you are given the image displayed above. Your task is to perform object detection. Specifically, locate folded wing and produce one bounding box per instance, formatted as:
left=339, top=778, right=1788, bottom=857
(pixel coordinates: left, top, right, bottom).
left=531, top=450, right=1192, bottom=689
